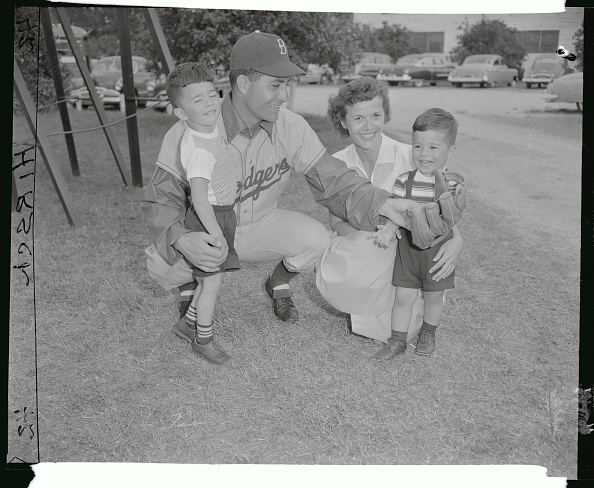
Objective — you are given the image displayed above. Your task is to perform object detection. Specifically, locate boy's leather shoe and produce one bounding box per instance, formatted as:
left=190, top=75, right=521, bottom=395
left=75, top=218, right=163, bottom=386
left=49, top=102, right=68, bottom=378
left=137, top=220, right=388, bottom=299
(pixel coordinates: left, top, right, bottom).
left=415, top=328, right=436, bottom=356
left=173, top=317, right=196, bottom=343
left=374, top=338, right=408, bottom=360
left=265, top=277, right=299, bottom=323
left=191, top=339, right=231, bottom=364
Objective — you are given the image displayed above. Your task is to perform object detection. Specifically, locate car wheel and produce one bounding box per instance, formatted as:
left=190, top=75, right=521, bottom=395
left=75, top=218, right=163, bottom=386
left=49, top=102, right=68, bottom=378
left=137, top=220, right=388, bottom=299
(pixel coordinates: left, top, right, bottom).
left=452, top=82, right=462, bottom=88
left=320, top=75, right=329, bottom=85
left=413, top=79, right=424, bottom=88
left=388, top=81, right=399, bottom=86
left=526, top=82, right=532, bottom=89
left=430, top=82, right=436, bottom=86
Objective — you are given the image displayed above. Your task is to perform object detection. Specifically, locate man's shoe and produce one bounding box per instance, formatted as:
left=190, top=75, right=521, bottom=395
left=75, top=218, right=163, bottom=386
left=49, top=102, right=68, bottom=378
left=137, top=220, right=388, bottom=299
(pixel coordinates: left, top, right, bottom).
left=415, top=328, right=436, bottom=356
left=374, top=337, right=408, bottom=360
left=173, top=317, right=196, bottom=343
left=191, top=339, right=231, bottom=364
left=265, top=277, right=299, bottom=323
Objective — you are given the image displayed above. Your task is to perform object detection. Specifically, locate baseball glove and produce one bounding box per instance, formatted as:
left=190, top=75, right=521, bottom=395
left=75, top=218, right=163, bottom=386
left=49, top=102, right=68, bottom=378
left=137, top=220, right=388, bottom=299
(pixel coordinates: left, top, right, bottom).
left=408, top=170, right=467, bottom=249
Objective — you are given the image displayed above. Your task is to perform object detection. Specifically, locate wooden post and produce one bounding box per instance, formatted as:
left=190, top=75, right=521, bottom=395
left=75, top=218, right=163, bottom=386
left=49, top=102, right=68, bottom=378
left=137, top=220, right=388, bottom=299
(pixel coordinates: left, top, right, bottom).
left=143, top=8, right=175, bottom=74
left=117, top=7, right=142, bottom=187
left=14, top=57, right=79, bottom=226
left=54, top=7, right=131, bottom=187
left=39, top=8, right=80, bottom=177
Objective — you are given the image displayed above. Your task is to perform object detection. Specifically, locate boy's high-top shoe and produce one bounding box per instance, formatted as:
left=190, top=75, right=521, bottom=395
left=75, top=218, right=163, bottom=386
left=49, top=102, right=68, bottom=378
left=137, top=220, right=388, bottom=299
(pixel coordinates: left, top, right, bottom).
left=173, top=317, right=197, bottom=343
left=415, top=328, right=436, bottom=356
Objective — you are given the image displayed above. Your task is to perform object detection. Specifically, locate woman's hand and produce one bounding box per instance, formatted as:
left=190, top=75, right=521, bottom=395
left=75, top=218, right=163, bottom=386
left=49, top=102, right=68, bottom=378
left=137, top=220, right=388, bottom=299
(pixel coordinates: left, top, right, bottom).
left=429, top=228, right=463, bottom=281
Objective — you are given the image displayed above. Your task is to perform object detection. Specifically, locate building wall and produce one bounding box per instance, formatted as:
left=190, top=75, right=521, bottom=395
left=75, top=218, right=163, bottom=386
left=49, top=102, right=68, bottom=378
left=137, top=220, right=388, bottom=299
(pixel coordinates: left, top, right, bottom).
left=354, top=8, right=584, bottom=60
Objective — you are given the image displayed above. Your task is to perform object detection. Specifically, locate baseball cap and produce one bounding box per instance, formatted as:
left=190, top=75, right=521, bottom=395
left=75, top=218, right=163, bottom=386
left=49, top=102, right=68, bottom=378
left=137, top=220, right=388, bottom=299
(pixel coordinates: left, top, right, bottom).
left=230, top=31, right=305, bottom=77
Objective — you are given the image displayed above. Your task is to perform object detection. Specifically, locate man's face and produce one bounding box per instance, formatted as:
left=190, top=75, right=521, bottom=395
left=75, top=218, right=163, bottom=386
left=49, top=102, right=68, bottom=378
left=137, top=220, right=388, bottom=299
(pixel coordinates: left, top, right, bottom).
left=243, top=74, right=291, bottom=124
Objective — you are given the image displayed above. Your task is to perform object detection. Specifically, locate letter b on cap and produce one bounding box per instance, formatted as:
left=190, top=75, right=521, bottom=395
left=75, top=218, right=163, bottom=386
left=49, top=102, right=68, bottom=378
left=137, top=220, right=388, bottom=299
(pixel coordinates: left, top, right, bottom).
left=278, top=39, right=287, bottom=55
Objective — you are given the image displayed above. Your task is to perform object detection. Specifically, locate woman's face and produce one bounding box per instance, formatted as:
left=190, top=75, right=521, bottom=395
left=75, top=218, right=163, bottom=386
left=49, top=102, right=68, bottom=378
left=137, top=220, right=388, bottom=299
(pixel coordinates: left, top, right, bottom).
left=341, top=95, right=385, bottom=151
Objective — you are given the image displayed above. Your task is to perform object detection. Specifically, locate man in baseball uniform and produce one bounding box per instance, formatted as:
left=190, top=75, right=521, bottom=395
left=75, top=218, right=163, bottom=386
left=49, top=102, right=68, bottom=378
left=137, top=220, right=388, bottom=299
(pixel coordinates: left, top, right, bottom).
left=141, top=31, right=463, bottom=333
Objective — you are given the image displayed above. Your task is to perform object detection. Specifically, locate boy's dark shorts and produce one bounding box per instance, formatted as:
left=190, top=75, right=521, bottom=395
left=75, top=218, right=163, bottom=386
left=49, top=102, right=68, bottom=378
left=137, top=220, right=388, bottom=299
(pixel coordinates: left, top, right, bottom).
left=184, top=204, right=240, bottom=278
left=393, top=229, right=455, bottom=292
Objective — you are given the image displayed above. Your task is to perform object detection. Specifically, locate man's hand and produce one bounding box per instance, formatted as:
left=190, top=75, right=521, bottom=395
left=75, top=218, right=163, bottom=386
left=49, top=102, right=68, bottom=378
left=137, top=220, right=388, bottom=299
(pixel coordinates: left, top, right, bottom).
left=430, top=227, right=463, bottom=281
left=378, top=198, right=412, bottom=229
left=173, top=232, right=227, bottom=273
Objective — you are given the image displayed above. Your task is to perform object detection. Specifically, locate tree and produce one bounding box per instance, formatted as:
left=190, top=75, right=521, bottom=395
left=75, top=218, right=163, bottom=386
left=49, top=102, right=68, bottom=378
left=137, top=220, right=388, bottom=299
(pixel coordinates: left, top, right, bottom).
left=572, top=20, right=583, bottom=72
left=155, top=8, right=360, bottom=72
left=14, top=6, right=55, bottom=111
left=450, top=17, right=527, bottom=71
left=357, top=21, right=415, bottom=62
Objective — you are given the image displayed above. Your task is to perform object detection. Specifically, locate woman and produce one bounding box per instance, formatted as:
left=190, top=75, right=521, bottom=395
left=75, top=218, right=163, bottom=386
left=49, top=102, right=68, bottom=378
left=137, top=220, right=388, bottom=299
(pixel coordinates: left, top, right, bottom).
left=316, top=77, right=462, bottom=346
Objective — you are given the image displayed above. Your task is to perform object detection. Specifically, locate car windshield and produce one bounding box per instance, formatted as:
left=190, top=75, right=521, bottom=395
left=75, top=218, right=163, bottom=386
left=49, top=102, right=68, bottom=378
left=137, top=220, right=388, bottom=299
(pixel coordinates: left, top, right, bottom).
left=91, top=58, right=143, bottom=75
left=533, top=58, right=561, bottom=69
left=396, top=56, right=422, bottom=65
left=62, top=63, right=81, bottom=77
left=92, top=59, right=122, bottom=74
left=464, top=55, right=495, bottom=64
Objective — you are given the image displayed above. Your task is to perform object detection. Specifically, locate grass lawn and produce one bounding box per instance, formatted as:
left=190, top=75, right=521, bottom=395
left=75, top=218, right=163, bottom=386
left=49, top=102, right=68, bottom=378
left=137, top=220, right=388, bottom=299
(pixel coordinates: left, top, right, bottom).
left=9, top=105, right=578, bottom=477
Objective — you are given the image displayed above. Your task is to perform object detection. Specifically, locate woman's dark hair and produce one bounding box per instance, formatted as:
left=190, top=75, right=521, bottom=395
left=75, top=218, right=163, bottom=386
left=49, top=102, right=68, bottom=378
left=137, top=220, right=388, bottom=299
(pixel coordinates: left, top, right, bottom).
left=327, top=76, right=391, bottom=137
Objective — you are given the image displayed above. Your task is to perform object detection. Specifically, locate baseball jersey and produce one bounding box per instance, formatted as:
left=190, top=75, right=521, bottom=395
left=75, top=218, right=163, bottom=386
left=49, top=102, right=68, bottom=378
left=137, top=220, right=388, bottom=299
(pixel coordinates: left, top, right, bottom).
left=220, top=96, right=326, bottom=226
left=332, top=134, right=415, bottom=192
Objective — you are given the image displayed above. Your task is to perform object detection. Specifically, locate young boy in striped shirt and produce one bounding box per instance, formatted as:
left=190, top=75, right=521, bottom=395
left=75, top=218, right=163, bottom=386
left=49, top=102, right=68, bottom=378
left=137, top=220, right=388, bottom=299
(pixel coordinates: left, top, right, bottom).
left=373, top=108, right=462, bottom=360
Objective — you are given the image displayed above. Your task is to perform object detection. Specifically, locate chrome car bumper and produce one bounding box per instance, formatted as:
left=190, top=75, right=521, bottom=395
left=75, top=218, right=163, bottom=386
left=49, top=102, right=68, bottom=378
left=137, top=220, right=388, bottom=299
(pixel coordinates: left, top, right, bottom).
left=447, top=75, right=485, bottom=83
left=377, top=73, right=412, bottom=82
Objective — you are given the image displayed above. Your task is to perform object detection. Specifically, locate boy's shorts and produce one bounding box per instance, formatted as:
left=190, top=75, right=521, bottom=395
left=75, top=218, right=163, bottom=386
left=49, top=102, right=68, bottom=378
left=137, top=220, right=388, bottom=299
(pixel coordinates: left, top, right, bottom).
left=393, top=229, right=455, bottom=292
left=184, top=204, right=240, bottom=278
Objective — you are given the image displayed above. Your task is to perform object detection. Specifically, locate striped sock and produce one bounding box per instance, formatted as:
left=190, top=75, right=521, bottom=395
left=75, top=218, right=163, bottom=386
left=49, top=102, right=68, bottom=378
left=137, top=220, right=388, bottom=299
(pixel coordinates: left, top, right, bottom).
left=184, top=305, right=197, bottom=329
left=196, top=323, right=213, bottom=344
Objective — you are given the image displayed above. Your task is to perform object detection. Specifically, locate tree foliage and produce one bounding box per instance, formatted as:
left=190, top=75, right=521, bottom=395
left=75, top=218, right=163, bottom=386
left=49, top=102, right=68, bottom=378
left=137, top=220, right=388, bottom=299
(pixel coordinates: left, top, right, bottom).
left=449, top=17, right=527, bottom=70
left=14, top=6, right=55, bottom=111
left=357, top=21, right=415, bottom=62
left=154, top=8, right=360, bottom=72
left=572, top=20, right=583, bottom=72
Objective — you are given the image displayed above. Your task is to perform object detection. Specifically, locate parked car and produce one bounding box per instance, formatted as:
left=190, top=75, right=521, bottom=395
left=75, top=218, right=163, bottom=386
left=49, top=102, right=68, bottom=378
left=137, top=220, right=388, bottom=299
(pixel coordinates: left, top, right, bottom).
left=299, top=64, right=334, bottom=84
left=447, top=54, right=518, bottom=88
left=68, top=55, right=156, bottom=109
left=378, top=53, right=456, bottom=87
left=341, top=52, right=396, bottom=82
left=522, top=53, right=574, bottom=89
left=542, top=71, right=583, bottom=110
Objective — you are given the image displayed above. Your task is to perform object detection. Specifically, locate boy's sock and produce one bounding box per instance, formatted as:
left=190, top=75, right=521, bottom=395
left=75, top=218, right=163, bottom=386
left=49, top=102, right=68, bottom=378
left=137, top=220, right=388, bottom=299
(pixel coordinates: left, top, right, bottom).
left=391, top=330, right=408, bottom=342
left=196, top=323, right=214, bottom=345
left=184, top=305, right=197, bottom=329
left=420, top=321, right=438, bottom=332
left=269, top=260, right=299, bottom=289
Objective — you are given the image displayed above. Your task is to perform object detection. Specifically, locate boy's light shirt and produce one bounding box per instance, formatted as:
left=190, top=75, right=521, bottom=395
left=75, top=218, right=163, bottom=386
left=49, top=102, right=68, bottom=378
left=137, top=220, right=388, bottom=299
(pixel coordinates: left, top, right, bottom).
left=180, top=122, right=220, bottom=204
left=332, top=134, right=415, bottom=192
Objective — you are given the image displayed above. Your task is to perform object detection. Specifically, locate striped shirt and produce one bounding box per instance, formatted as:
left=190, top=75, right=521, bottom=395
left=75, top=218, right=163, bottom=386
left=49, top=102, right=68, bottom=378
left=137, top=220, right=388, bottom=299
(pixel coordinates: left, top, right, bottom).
left=392, top=170, right=436, bottom=202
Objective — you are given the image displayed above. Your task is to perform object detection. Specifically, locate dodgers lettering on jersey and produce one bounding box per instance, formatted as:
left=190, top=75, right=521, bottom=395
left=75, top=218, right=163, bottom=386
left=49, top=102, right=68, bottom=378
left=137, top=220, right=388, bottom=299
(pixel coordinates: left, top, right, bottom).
left=239, top=158, right=292, bottom=202
left=221, top=97, right=326, bottom=226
